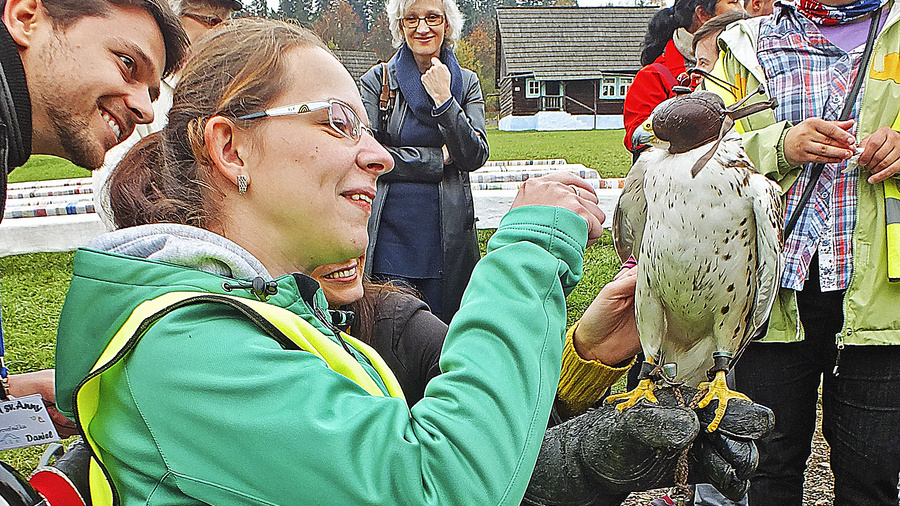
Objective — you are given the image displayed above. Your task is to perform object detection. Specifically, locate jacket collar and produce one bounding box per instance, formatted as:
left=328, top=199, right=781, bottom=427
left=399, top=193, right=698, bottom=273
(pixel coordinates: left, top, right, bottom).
left=0, top=16, right=31, bottom=172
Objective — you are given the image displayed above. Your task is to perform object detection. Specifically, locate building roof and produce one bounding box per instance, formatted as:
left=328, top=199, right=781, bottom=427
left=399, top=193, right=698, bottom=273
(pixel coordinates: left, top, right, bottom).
left=334, top=50, right=380, bottom=81
left=497, top=6, right=659, bottom=81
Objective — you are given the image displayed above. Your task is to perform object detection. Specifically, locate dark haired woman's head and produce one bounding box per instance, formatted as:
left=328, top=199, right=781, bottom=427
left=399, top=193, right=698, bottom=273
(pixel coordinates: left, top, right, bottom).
left=108, top=18, right=393, bottom=276
left=640, top=0, right=744, bottom=65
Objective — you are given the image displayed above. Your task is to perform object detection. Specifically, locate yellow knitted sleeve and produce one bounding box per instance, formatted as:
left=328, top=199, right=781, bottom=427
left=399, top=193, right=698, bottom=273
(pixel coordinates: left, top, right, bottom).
left=556, top=321, right=635, bottom=419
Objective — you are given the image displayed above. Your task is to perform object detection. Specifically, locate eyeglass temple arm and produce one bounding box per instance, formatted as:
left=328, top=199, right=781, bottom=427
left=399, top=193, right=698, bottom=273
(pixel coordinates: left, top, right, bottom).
left=237, top=111, right=267, bottom=120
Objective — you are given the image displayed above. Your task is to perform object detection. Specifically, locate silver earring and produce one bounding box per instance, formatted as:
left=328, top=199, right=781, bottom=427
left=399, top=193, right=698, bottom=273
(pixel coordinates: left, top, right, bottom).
left=237, top=174, right=248, bottom=195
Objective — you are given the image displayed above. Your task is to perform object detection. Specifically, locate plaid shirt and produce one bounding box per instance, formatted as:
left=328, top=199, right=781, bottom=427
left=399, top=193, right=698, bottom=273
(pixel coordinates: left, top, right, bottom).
left=758, top=3, right=869, bottom=291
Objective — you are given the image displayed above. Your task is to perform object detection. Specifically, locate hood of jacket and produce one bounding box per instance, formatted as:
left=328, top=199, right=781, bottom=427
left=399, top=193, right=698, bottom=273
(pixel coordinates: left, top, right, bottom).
left=54, top=223, right=330, bottom=417
left=717, top=17, right=767, bottom=95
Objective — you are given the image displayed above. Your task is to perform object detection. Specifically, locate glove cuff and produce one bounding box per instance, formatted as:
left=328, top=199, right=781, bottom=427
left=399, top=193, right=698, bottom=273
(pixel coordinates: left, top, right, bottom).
left=557, top=322, right=634, bottom=418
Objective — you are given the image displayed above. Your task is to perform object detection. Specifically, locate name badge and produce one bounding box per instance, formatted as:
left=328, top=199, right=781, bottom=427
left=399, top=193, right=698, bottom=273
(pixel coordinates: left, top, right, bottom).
left=0, top=394, right=61, bottom=450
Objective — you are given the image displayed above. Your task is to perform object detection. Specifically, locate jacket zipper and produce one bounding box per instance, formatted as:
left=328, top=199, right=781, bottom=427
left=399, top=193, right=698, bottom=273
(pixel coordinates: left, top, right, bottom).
left=833, top=331, right=845, bottom=376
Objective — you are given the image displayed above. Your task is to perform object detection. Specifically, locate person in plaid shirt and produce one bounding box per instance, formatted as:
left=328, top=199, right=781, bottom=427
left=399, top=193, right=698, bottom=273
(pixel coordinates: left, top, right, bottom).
left=706, top=0, right=900, bottom=503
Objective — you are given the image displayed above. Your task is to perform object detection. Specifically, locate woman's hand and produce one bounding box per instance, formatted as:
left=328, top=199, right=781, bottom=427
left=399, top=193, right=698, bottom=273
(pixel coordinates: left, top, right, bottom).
left=421, top=57, right=452, bottom=107
left=572, top=267, right=641, bottom=364
left=8, top=369, right=79, bottom=437
left=510, top=172, right=605, bottom=246
left=859, top=126, right=900, bottom=183
left=783, top=118, right=855, bottom=167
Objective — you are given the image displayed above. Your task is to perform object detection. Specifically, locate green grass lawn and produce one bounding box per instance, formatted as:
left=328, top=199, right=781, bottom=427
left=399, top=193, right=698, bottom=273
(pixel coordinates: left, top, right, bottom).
left=13, top=129, right=634, bottom=181
left=8, top=155, right=89, bottom=184
left=0, top=130, right=628, bottom=472
left=487, top=128, right=632, bottom=178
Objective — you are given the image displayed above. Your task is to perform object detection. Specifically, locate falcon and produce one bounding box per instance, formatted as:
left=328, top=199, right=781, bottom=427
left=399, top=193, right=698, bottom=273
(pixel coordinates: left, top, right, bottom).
left=608, top=90, right=782, bottom=431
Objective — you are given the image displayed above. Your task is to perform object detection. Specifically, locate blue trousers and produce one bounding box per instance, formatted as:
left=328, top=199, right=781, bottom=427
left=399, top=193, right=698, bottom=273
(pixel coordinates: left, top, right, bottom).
left=734, top=262, right=900, bottom=505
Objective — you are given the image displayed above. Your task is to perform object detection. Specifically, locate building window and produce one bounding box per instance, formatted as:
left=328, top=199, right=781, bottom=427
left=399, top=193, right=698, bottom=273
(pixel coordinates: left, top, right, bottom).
left=525, top=78, right=541, bottom=99
left=601, top=77, right=616, bottom=98
left=601, top=76, right=630, bottom=99
left=619, top=77, right=632, bottom=97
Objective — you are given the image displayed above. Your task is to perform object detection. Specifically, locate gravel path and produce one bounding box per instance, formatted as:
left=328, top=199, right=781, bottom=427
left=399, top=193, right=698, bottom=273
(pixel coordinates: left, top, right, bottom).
left=622, top=401, right=834, bottom=505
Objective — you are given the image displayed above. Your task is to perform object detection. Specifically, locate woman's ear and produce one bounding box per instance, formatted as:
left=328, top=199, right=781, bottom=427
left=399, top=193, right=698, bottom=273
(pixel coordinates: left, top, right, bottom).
left=205, top=116, right=249, bottom=192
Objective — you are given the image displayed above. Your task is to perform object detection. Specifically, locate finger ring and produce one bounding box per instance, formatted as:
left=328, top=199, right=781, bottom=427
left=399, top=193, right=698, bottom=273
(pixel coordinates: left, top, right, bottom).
left=569, top=185, right=579, bottom=195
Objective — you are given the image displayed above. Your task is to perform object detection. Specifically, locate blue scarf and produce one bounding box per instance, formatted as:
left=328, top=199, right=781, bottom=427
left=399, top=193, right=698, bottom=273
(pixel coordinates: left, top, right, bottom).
left=395, top=44, right=464, bottom=147
left=796, top=0, right=887, bottom=25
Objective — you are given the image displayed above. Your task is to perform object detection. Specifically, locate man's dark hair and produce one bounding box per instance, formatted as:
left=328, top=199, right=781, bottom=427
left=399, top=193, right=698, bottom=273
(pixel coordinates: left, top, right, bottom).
left=170, top=0, right=243, bottom=14
left=691, top=10, right=749, bottom=53
left=41, top=0, right=189, bottom=77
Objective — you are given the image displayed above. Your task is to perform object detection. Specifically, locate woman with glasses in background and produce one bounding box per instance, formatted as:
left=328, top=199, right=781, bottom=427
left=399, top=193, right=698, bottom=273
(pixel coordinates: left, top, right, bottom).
left=53, top=18, right=610, bottom=504
left=360, top=0, right=488, bottom=324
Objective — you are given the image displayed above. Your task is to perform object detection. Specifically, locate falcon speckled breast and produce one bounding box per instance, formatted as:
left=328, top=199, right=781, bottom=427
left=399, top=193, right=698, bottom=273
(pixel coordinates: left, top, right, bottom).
left=609, top=89, right=783, bottom=432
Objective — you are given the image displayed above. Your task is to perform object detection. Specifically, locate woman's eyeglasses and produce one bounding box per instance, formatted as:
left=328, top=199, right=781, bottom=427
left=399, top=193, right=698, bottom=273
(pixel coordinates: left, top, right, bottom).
left=237, top=99, right=373, bottom=142
left=401, top=13, right=445, bottom=29
left=183, top=12, right=226, bottom=29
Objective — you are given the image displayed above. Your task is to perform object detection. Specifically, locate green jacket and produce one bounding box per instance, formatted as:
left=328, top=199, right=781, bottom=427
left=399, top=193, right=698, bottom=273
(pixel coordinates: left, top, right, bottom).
left=708, top=3, right=900, bottom=346
left=55, top=205, right=586, bottom=505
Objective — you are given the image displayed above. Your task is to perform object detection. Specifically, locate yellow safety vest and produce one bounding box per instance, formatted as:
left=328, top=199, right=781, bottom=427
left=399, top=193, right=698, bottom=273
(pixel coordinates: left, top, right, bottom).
left=885, top=114, right=900, bottom=282
left=73, top=291, right=405, bottom=506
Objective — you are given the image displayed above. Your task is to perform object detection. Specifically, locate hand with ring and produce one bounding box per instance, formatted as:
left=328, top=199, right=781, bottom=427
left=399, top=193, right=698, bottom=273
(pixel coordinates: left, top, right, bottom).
left=510, top=172, right=604, bottom=246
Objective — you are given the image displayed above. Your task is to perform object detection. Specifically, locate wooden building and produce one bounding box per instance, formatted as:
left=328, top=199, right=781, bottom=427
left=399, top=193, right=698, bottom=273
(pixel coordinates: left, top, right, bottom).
left=496, top=7, right=658, bottom=131
left=335, top=49, right=380, bottom=82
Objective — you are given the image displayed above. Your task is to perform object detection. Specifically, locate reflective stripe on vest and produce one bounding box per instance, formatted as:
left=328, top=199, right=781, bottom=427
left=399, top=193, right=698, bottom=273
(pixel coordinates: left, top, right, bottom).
left=885, top=178, right=900, bottom=281
left=73, top=291, right=405, bottom=505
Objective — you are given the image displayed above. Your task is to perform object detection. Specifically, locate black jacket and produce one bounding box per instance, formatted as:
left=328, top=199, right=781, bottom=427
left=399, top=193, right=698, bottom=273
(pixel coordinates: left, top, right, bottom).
left=359, top=54, right=489, bottom=322
left=368, top=290, right=446, bottom=406
left=0, top=20, right=32, bottom=222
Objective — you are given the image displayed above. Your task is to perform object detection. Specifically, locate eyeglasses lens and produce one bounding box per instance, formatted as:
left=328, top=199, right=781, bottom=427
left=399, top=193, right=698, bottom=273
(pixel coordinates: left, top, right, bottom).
left=330, top=102, right=359, bottom=140
left=402, top=14, right=444, bottom=28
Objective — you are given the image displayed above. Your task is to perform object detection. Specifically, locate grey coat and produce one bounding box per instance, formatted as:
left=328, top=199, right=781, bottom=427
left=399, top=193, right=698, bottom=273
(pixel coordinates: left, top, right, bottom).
left=359, top=54, right=489, bottom=321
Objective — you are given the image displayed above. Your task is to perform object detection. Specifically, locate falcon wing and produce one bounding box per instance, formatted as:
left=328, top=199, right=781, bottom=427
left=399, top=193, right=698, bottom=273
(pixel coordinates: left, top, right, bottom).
left=746, top=171, right=783, bottom=344
left=613, top=153, right=650, bottom=263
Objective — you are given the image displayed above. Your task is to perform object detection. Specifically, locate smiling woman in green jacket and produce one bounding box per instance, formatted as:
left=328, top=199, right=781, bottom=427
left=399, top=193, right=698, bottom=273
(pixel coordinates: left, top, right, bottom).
left=53, top=17, right=608, bottom=505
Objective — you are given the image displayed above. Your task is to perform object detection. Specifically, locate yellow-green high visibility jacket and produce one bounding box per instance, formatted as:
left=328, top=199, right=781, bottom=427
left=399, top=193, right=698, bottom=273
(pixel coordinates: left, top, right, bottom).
left=707, top=3, right=900, bottom=346
left=55, top=205, right=587, bottom=505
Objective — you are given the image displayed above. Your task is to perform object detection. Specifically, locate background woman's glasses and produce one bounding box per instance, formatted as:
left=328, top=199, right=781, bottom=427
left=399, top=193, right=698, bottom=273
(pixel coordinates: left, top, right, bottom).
left=401, top=14, right=445, bottom=29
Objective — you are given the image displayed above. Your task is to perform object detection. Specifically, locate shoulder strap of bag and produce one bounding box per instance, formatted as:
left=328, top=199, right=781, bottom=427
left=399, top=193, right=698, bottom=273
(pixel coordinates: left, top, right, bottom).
left=379, top=62, right=396, bottom=133
left=783, top=6, right=882, bottom=240
left=651, top=62, right=681, bottom=97
left=74, top=291, right=405, bottom=505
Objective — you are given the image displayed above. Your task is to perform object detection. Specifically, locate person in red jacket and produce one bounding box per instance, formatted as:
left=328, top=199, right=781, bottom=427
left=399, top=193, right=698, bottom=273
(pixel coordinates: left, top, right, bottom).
left=623, top=0, right=744, bottom=161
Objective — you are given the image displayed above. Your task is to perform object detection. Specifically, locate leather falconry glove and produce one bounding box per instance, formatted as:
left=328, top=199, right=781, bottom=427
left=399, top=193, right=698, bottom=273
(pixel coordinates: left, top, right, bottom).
left=522, top=385, right=774, bottom=505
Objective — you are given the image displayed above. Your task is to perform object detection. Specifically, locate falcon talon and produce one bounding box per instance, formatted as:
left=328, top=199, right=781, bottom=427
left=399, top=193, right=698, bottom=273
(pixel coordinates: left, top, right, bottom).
left=698, top=370, right=751, bottom=432
left=605, top=377, right=658, bottom=412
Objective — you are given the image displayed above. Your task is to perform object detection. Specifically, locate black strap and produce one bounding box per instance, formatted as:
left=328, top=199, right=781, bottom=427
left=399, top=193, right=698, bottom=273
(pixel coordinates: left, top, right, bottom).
left=783, top=6, right=883, bottom=240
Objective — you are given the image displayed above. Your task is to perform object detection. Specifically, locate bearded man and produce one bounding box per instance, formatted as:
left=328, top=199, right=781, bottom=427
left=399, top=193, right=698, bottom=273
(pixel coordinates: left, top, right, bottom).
left=0, top=0, right=187, bottom=434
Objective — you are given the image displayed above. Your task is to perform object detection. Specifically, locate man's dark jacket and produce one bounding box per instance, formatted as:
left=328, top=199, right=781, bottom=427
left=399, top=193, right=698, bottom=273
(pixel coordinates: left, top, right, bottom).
left=0, top=20, right=32, bottom=222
